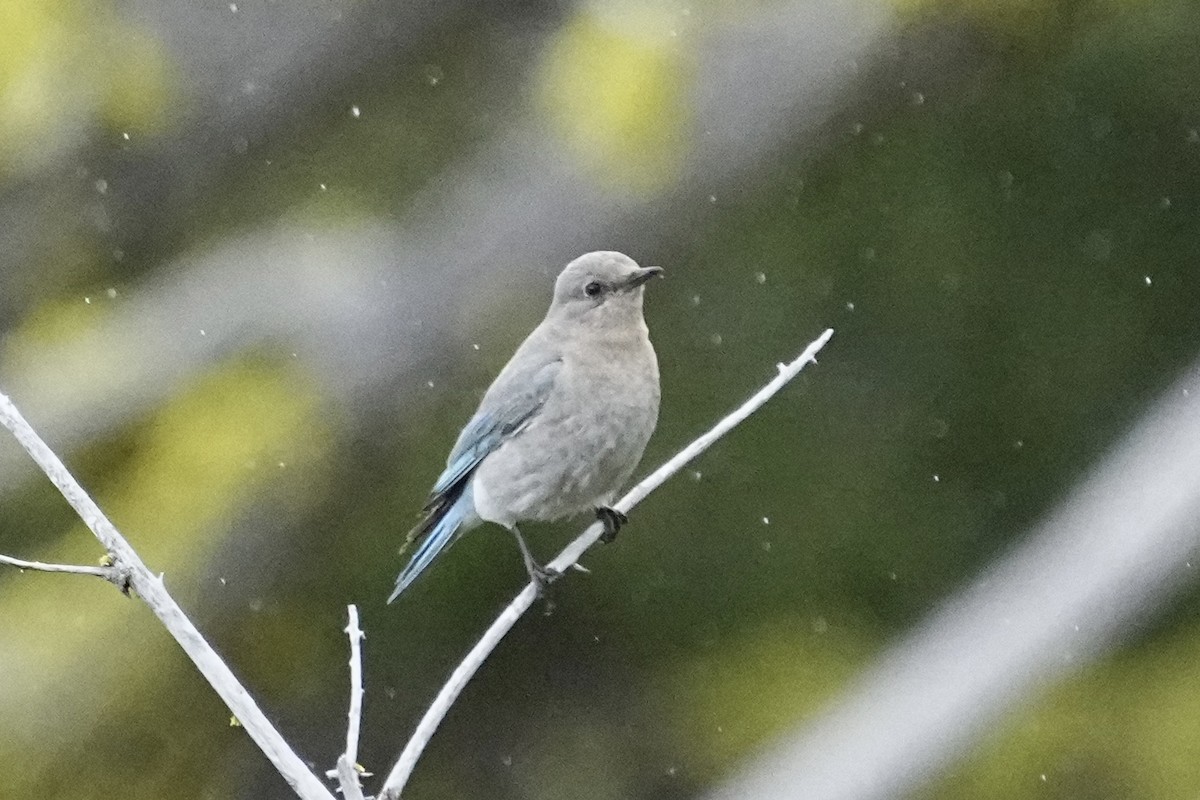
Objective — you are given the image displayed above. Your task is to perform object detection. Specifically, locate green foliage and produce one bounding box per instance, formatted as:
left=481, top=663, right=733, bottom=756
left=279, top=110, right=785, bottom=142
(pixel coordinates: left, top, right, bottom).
left=0, top=0, right=173, bottom=178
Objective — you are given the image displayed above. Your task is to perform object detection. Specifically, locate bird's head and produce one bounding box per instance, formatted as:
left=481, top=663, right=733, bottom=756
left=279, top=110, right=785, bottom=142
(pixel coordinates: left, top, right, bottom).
left=548, top=251, right=663, bottom=326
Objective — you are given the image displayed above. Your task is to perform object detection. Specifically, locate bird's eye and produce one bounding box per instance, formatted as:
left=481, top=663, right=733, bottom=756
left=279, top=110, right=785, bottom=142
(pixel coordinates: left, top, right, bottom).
left=584, top=281, right=603, bottom=297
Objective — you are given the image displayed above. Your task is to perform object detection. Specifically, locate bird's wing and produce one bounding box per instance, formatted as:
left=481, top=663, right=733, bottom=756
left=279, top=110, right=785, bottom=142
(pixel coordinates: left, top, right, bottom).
left=426, top=355, right=563, bottom=507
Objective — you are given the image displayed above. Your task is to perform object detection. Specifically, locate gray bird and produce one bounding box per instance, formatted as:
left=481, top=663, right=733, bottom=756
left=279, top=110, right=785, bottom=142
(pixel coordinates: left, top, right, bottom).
left=388, top=251, right=662, bottom=602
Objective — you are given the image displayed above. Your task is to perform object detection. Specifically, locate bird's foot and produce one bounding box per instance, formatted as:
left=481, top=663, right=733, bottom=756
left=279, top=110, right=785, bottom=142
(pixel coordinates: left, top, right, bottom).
left=527, top=563, right=561, bottom=596
left=596, top=506, right=628, bottom=544
left=527, top=563, right=561, bottom=614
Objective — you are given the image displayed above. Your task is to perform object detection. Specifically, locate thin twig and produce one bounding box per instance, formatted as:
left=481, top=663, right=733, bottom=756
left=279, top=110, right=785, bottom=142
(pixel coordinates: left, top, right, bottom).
left=376, top=328, right=835, bottom=800
left=333, top=605, right=367, bottom=800
left=0, top=552, right=129, bottom=590
left=0, top=392, right=336, bottom=800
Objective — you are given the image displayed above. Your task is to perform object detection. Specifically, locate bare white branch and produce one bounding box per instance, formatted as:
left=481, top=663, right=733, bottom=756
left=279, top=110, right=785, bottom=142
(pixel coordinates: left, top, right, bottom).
left=335, top=605, right=367, bottom=800
left=0, top=391, right=336, bottom=800
left=377, top=328, right=835, bottom=800
left=0, top=552, right=129, bottom=588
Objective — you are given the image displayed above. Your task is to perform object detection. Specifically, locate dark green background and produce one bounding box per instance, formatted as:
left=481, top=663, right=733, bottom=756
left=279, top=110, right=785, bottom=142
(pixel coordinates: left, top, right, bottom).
left=2, top=0, right=1200, bottom=798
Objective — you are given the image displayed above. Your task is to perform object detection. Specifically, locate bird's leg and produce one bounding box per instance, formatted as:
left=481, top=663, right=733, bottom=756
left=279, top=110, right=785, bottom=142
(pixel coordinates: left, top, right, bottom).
left=508, top=523, right=559, bottom=595
left=596, top=506, right=628, bottom=544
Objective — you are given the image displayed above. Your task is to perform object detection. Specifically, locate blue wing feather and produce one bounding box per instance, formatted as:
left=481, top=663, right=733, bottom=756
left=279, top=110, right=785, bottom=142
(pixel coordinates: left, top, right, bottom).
left=389, top=356, right=562, bottom=600
left=428, top=357, right=562, bottom=505
left=389, top=484, right=475, bottom=602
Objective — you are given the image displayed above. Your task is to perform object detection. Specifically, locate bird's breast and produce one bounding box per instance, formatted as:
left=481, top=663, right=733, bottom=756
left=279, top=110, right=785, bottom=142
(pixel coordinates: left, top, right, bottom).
left=472, top=333, right=660, bottom=524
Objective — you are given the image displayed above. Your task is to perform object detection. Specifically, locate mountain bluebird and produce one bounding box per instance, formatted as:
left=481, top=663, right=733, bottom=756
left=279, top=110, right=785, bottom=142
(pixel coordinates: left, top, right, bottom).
left=389, top=251, right=662, bottom=602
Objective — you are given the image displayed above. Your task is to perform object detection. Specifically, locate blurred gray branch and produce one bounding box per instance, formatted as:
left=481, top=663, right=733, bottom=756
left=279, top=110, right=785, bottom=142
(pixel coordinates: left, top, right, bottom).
left=703, top=359, right=1200, bottom=800
left=0, top=0, right=890, bottom=498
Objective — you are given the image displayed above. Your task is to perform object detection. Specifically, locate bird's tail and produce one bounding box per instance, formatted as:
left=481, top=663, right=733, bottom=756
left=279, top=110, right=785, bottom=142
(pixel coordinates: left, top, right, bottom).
left=388, top=486, right=475, bottom=603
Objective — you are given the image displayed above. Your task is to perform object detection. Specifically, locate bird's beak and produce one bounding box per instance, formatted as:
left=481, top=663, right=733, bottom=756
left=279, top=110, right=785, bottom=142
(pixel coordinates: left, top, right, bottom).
left=623, top=266, right=664, bottom=290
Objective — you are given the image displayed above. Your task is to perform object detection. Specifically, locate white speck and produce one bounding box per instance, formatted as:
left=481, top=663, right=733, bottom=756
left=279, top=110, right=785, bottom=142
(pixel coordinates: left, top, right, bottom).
left=1188, top=129, right=1199, bottom=143
left=249, top=598, right=263, bottom=612
left=277, top=461, right=286, bottom=469
left=1187, top=561, right=1193, bottom=568
left=666, top=766, right=677, bottom=777
left=219, top=577, right=227, bottom=585
left=812, top=616, right=829, bottom=633
left=1160, top=197, right=1172, bottom=209
left=426, top=380, right=435, bottom=388
left=229, top=2, right=238, bottom=11
left=716, top=726, right=724, bottom=733
left=761, top=516, right=770, bottom=525
left=199, top=329, right=206, bottom=336
left=472, top=343, right=480, bottom=350
left=912, top=91, right=925, bottom=105
left=1144, top=275, right=1152, bottom=286
left=932, top=474, right=940, bottom=482
left=502, top=756, right=513, bottom=768
left=1183, top=388, right=1190, bottom=397
left=94, top=178, right=108, bottom=194
left=872, top=133, right=885, bottom=145
left=84, top=297, right=92, bottom=304
left=121, top=132, right=130, bottom=141
left=691, top=294, right=701, bottom=306
left=1014, top=439, right=1024, bottom=449
left=761, top=541, right=771, bottom=551
left=852, top=122, right=864, bottom=135
left=845, top=301, right=855, bottom=311
left=708, top=194, right=717, bottom=203
left=424, top=65, right=444, bottom=86
left=105, top=287, right=117, bottom=299
left=1040, top=774, right=1047, bottom=782
left=690, top=470, right=702, bottom=481
left=710, top=333, right=723, bottom=346
left=754, top=272, right=766, bottom=284
left=319, top=183, right=327, bottom=191
left=889, top=571, right=898, bottom=580
left=350, top=105, right=361, bottom=118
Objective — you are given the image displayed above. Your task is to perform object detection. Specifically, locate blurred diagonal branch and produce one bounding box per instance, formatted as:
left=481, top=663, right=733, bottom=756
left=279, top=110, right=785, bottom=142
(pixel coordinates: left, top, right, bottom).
left=0, top=391, right=337, bottom=800
left=377, top=328, right=835, bottom=800
left=700, top=359, right=1200, bottom=800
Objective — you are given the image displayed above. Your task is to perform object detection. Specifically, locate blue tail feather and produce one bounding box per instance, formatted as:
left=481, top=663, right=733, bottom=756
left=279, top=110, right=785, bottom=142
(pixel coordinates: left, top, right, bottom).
left=388, top=486, right=474, bottom=602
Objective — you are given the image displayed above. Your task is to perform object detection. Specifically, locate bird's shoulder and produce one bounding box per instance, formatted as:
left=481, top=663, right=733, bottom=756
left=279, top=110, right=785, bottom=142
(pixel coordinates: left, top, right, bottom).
left=480, top=325, right=565, bottom=405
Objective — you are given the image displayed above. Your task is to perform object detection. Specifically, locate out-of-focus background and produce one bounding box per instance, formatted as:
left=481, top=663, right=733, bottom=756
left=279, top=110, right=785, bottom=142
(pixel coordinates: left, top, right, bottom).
left=3, top=0, right=1200, bottom=798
